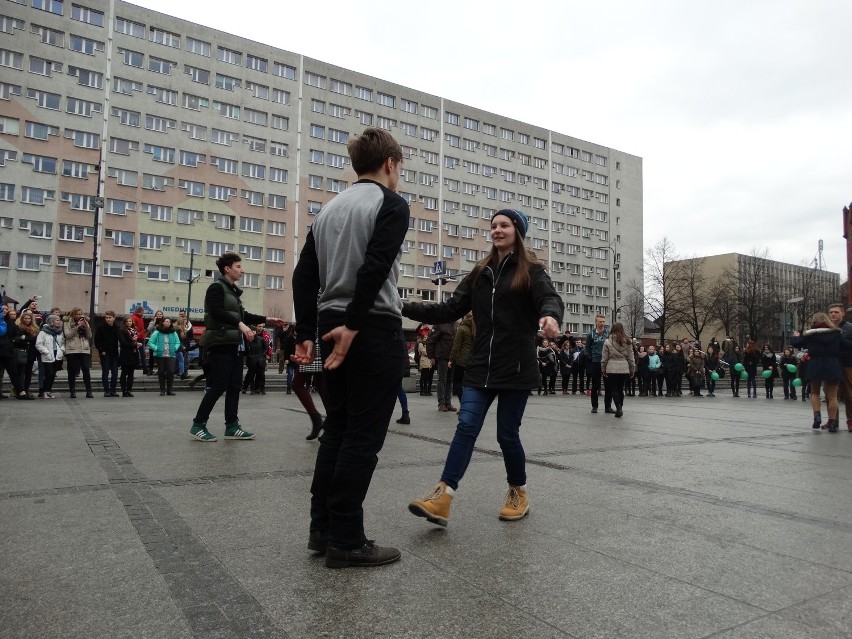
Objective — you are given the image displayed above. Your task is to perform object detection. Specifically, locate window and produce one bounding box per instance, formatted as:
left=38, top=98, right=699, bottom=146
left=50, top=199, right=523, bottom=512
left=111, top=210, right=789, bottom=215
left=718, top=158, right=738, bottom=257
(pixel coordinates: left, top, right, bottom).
left=19, top=219, right=53, bottom=238
left=26, top=89, right=60, bottom=110
left=145, top=115, right=175, bottom=133
left=140, top=264, right=169, bottom=281
left=376, top=92, right=395, bottom=108
left=66, top=128, right=100, bottom=148
left=268, top=167, right=287, bottom=183
left=211, top=128, right=237, bottom=146
left=217, top=46, right=241, bottom=65
left=67, top=66, right=103, bottom=88
left=112, top=76, right=142, bottom=95
left=243, top=135, right=265, bottom=152
left=273, top=62, right=296, bottom=79
left=327, top=179, right=347, bottom=193
left=175, top=238, right=201, bottom=255
left=66, top=97, right=101, bottom=117
left=268, top=194, right=286, bottom=209
left=142, top=203, right=172, bottom=222
left=266, top=275, right=284, bottom=290
left=329, top=103, right=350, bottom=119
left=107, top=230, right=134, bottom=247
left=247, top=81, right=269, bottom=100
left=215, top=73, right=240, bottom=91
left=107, top=199, right=134, bottom=215
left=23, top=121, right=56, bottom=141
left=71, top=4, right=104, bottom=26
left=328, top=128, right=348, bottom=144
left=107, top=167, right=137, bottom=186
left=307, top=201, right=322, bottom=215
left=62, top=160, right=89, bottom=178
left=32, top=0, right=63, bottom=15
left=244, top=108, right=268, bottom=126
left=115, top=17, right=144, bottom=38
left=29, top=56, right=62, bottom=77
left=206, top=241, right=235, bottom=256
left=208, top=185, right=237, bottom=201
left=17, top=253, right=49, bottom=271
left=182, top=122, right=206, bottom=140
left=212, top=100, right=239, bottom=119
left=69, top=34, right=104, bottom=55
left=327, top=153, right=346, bottom=169
left=118, top=47, right=143, bottom=67
left=463, top=117, right=479, bottom=131
left=31, top=24, right=64, bottom=47
left=246, top=54, right=267, bottom=73
left=308, top=175, right=323, bottom=190
left=305, top=71, right=325, bottom=88
left=264, top=248, right=285, bottom=263
left=271, top=88, right=289, bottom=105
left=241, top=190, right=264, bottom=206
left=139, top=233, right=170, bottom=250
left=147, top=85, right=177, bottom=105
left=329, top=78, right=351, bottom=95
left=176, top=208, right=201, bottom=225
left=143, top=143, right=175, bottom=163
left=241, top=273, right=259, bottom=288
left=400, top=98, right=417, bottom=114
left=267, top=221, right=286, bottom=236
left=148, top=56, right=174, bottom=75
left=103, top=261, right=131, bottom=277
left=179, top=150, right=205, bottom=167
left=142, top=173, right=172, bottom=191
left=22, top=153, right=57, bottom=174
left=445, top=133, right=460, bottom=148
left=59, top=224, right=92, bottom=242
left=177, top=179, right=204, bottom=197
left=182, top=93, right=208, bottom=111
left=242, top=162, right=265, bottom=179
left=111, top=107, right=140, bottom=127
left=444, top=111, right=460, bottom=126
left=355, top=85, right=372, bottom=101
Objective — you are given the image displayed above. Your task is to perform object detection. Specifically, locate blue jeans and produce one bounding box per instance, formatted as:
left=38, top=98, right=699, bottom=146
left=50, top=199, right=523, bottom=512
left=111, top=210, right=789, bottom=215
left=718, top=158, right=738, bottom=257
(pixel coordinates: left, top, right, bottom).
left=441, top=387, right=529, bottom=490
left=176, top=350, right=186, bottom=376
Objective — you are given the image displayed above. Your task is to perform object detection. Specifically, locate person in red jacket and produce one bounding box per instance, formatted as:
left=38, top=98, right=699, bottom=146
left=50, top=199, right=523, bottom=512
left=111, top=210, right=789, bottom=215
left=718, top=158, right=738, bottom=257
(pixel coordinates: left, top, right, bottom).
left=130, top=305, right=149, bottom=374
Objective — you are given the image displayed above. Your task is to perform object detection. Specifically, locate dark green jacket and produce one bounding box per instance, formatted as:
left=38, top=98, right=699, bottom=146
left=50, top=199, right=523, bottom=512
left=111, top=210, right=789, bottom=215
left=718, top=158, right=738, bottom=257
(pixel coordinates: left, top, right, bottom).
left=202, top=276, right=265, bottom=349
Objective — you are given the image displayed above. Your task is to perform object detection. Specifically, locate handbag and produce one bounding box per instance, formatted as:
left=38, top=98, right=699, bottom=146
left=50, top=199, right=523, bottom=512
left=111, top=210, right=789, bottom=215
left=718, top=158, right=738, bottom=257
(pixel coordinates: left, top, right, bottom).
left=15, top=348, right=28, bottom=366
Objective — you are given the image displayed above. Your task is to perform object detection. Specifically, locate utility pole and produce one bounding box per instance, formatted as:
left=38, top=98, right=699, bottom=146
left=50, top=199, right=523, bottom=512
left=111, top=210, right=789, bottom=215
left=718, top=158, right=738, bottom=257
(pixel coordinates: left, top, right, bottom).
left=186, top=249, right=195, bottom=318
left=844, top=203, right=852, bottom=305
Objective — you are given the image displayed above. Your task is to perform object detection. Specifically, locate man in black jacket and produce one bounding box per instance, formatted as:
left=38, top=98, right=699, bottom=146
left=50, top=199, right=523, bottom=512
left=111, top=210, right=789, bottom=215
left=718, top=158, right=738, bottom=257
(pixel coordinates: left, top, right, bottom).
left=427, top=322, right=457, bottom=411
left=94, top=311, right=120, bottom=397
left=293, top=128, right=408, bottom=569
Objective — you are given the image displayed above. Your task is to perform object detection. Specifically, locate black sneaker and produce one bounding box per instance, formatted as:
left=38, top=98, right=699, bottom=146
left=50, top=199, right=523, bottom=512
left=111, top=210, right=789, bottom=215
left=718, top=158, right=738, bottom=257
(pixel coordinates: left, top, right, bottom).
left=590, top=407, right=598, bottom=414
left=604, top=408, right=616, bottom=414
left=325, top=540, right=401, bottom=569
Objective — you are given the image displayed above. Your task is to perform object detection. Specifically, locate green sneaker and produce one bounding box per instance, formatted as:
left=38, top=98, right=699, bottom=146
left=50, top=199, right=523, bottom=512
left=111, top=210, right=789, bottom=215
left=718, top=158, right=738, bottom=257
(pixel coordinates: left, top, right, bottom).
left=224, top=422, right=255, bottom=440
left=189, top=423, right=218, bottom=442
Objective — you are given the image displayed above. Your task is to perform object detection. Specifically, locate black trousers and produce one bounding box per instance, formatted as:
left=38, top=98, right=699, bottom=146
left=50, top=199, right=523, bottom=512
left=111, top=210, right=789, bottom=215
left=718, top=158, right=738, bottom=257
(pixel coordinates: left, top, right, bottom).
left=193, top=347, right=244, bottom=425
left=65, top=353, right=92, bottom=393
left=587, top=361, right=612, bottom=410
left=607, top=373, right=627, bottom=409
left=452, top=364, right=466, bottom=397
left=570, top=368, right=585, bottom=393
left=310, top=323, right=404, bottom=550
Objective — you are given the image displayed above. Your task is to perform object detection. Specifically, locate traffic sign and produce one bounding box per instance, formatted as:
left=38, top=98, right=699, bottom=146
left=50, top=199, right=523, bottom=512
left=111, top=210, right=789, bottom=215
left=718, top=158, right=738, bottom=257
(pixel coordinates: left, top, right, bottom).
left=433, top=260, right=445, bottom=275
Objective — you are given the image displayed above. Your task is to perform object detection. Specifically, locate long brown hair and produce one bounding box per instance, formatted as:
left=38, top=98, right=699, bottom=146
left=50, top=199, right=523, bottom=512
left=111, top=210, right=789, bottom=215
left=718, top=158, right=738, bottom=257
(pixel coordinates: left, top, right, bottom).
left=609, top=322, right=631, bottom=346
left=468, top=233, right=540, bottom=292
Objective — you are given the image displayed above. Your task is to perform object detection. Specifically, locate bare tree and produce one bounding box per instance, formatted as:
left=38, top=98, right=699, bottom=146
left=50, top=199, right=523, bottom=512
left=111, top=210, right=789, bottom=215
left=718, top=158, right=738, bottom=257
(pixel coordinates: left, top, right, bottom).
left=737, top=249, right=779, bottom=344
left=643, top=237, right=685, bottom=343
left=666, top=256, right=716, bottom=344
left=709, top=270, right=739, bottom=343
left=622, top=278, right=645, bottom=339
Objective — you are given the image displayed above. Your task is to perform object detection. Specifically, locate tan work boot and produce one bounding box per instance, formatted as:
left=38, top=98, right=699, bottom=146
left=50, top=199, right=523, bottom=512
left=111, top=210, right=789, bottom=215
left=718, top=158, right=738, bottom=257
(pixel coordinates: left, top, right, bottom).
left=499, top=485, right=529, bottom=521
left=408, top=482, right=453, bottom=527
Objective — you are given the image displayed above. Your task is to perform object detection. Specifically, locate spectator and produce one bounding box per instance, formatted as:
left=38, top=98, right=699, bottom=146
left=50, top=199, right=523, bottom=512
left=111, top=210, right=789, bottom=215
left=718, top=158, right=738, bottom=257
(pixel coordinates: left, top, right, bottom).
left=242, top=324, right=270, bottom=395
left=427, top=322, right=457, bottom=412
left=449, top=312, right=474, bottom=398
left=94, top=311, right=120, bottom=397
left=584, top=315, right=612, bottom=413
left=601, top=322, right=635, bottom=417
left=636, top=344, right=649, bottom=396
left=704, top=346, right=720, bottom=397
left=118, top=316, right=140, bottom=397
left=130, top=305, right=149, bottom=374
left=417, top=328, right=433, bottom=396
left=35, top=314, right=65, bottom=399
left=536, top=338, right=557, bottom=395
left=723, top=345, right=742, bottom=397
left=780, top=346, right=798, bottom=400
left=63, top=308, right=93, bottom=399
left=149, top=317, right=180, bottom=396
left=760, top=344, right=778, bottom=399
left=14, top=310, right=39, bottom=398
left=742, top=340, right=760, bottom=399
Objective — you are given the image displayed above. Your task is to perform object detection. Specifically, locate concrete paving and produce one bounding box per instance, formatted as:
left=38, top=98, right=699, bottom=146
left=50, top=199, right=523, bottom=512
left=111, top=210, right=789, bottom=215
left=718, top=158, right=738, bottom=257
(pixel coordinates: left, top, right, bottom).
left=2, top=379, right=851, bottom=639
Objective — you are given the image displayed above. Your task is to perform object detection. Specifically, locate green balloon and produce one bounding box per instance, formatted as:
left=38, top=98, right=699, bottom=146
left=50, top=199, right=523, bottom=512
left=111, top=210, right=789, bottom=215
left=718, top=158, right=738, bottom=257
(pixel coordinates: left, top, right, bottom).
left=792, top=378, right=802, bottom=387
left=710, top=372, right=720, bottom=381
left=761, top=369, right=772, bottom=378
left=786, top=363, right=797, bottom=373
left=740, top=371, right=749, bottom=380
left=734, top=363, right=744, bottom=372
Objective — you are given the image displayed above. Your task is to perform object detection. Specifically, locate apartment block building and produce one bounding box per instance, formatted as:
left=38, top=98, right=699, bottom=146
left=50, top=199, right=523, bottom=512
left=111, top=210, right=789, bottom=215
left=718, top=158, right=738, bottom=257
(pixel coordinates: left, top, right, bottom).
left=0, top=0, right=643, bottom=330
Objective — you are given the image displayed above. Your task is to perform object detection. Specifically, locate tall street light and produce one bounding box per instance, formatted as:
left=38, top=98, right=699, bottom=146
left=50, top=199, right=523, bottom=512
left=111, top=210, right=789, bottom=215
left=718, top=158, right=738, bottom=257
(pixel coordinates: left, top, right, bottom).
left=783, top=296, right=804, bottom=347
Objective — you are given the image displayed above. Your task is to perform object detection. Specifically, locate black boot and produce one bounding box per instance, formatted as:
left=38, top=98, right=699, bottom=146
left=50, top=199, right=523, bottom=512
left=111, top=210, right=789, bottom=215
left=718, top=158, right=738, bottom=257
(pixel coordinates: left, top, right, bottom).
left=396, top=411, right=410, bottom=425
left=306, top=413, right=324, bottom=440
left=828, top=418, right=839, bottom=433
left=812, top=411, right=821, bottom=430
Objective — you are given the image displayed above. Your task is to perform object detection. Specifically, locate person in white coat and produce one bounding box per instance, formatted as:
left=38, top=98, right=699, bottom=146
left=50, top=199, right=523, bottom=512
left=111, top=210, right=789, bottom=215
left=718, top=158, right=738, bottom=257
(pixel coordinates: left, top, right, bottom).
left=35, top=314, right=65, bottom=399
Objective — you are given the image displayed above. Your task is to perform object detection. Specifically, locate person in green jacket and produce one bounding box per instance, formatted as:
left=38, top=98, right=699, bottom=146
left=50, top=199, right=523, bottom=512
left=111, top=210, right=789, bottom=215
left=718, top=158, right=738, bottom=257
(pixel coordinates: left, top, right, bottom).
left=449, top=312, right=474, bottom=398
left=148, top=317, right=181, bottom=396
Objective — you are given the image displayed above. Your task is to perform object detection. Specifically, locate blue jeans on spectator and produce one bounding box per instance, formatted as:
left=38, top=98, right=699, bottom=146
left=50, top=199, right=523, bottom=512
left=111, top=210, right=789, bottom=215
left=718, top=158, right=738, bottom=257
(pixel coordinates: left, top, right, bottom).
left=176, top=350, right=186, bottom=377
left=441, top=387, right=529, bottom=490
left=100, top=353, right=118, bottom=395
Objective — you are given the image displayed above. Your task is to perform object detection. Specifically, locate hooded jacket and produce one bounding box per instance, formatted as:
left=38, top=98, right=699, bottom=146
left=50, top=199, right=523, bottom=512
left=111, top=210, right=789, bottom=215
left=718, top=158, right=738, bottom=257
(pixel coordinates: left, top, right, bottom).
left=403, top=253, right=562, bottom=389
left=791, top=327, right=852, bottom=383
left=601, top=337, right=635, bottom=376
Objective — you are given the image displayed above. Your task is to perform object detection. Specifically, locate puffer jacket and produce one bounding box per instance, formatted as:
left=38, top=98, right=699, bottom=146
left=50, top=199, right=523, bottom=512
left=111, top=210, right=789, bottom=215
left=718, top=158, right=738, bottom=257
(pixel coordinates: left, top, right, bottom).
left=63, top=318, right=92, bottom=355
left=601, top=338, right=635, bottom=375
left=450, top=315, right=474, bottom=366
left=403, top=252, right=563, bottom=389
left=35, top=327, right=65, bottom=363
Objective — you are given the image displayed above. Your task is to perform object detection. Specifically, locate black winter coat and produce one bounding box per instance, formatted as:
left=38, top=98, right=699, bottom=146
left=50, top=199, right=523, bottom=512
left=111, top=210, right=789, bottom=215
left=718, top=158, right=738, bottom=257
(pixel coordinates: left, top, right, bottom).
left=403, top=253, right=563, bottom=389
left=791, top=328, right=852, bottom=382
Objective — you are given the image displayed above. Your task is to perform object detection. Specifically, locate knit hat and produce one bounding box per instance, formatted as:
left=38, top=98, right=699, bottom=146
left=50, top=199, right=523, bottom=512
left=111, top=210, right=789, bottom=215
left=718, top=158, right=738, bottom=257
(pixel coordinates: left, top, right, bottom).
left=493, top=208, right=529, bottom=238
left=46, top=314, right=60, bottom=324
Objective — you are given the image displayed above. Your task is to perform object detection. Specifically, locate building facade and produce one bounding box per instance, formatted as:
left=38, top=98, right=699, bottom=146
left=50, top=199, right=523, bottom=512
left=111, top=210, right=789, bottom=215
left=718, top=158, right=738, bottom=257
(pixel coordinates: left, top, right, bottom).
left=0, top=0, right=643, bottom=328
left=664, top=253, right=839, bottom=347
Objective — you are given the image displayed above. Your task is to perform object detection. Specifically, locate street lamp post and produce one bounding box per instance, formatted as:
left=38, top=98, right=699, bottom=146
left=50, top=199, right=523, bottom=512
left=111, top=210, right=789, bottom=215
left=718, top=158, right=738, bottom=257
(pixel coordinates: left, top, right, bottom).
left=783, top=296, right=804, bottom=347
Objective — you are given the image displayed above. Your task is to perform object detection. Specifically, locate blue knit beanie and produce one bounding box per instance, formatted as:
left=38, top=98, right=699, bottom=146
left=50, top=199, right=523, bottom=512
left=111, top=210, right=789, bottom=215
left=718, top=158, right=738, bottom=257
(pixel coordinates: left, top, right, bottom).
left=493, top=208, right=529, bottom=238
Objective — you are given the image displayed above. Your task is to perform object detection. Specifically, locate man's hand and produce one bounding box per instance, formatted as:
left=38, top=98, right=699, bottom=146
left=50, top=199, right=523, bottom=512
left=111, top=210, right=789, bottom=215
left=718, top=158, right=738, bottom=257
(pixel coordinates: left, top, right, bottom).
left=239, top=322, right=254, bottom=342
left=539, top=316, right=559, bottom=338
left=265, top=317, right=286, bottom=328
left=322, top=326, right=359, bottom=370
left=292, top=340, right=314, bottom=365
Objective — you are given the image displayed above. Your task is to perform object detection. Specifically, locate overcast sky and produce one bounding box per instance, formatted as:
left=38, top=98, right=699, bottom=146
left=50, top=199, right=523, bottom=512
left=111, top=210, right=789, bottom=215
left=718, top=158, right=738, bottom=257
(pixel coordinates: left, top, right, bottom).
left=137, top=0, right=850, bottom=280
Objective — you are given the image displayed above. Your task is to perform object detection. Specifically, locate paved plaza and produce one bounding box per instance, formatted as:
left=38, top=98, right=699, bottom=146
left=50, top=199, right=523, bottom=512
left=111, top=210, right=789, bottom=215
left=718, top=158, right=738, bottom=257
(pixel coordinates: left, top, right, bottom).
left=2, top=381, right=851, bottom=639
